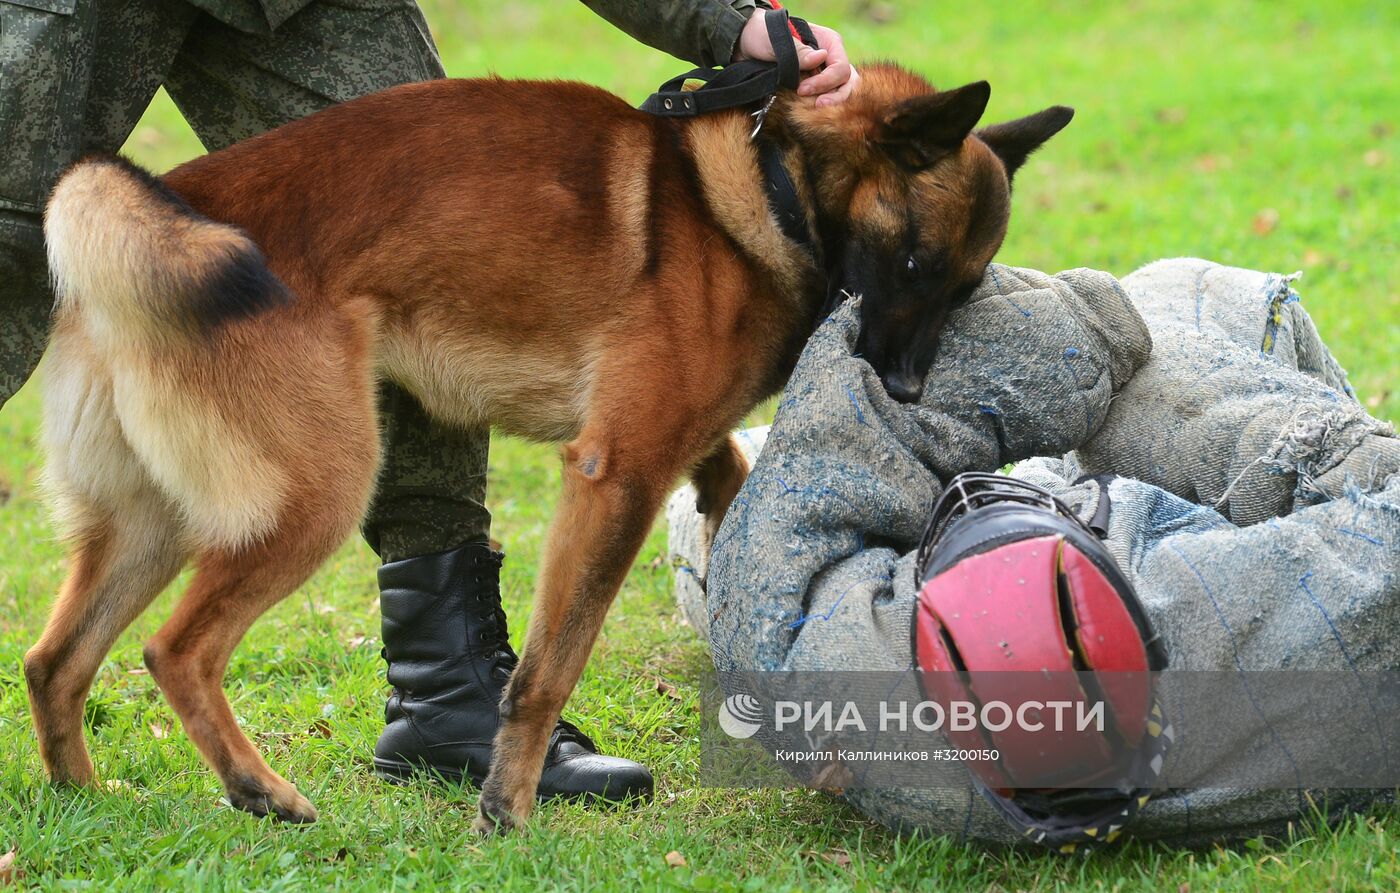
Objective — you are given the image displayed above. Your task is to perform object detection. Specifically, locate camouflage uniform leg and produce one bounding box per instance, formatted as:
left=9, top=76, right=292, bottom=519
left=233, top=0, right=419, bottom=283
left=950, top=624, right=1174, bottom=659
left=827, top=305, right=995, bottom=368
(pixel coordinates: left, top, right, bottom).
left=357, top=386, right=492, bottom=562
left=0, top=0, right=83, bottom=408
left=0, top=237, right=50, bottom=408
left=0, top=0, right=195, bottom=409
left=163, top=0, right=492, bottom=561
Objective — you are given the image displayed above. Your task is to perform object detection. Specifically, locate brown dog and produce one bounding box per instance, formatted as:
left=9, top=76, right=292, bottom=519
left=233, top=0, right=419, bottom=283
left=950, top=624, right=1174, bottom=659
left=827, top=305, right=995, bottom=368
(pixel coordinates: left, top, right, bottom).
left=27, top=65, right=1070, bottom=832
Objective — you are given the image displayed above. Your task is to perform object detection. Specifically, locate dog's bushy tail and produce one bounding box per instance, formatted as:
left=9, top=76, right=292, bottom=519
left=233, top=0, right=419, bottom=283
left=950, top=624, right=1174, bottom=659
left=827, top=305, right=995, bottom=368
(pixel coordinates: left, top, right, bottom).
left=45, top=154, right=289, bottom=347
left=42, top=155, right=295, bottom=550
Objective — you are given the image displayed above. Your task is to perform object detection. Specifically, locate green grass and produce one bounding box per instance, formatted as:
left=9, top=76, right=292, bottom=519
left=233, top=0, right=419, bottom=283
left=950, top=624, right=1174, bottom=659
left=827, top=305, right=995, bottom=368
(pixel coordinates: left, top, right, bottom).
left=2, top=0, right=1397, bottom=889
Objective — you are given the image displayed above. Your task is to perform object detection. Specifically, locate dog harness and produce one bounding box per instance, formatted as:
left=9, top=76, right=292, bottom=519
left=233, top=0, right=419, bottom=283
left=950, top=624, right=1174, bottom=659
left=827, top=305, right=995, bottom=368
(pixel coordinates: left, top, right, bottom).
left=639, top=6, right=820, bottom=259
left=640, top=6, right=817, bottom=121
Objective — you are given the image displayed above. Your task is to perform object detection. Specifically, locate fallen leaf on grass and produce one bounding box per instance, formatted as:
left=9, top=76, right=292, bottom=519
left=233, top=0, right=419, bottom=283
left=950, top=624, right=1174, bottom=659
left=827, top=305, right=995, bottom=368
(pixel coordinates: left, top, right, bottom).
left=1154, top=106, right=1188, bottom=125
left=309, top=719, right=333, bottom=738
left=810, top=760, right=854, bottom=792
left=0, top=850, right=21, bottom=886
left=1363, top=149, right=1386, bottom=168
left=655, top=679, right=681, bottom=700
left=1194, top=154, right=1224, bottom=173
left=819, top=849, right=852, bottom=868
left=1252, top=208, right=1280, bottom=236
left=664, top=851, right=687, bottom=868
left=103, top=778, right=149, bottom=800
left=150, top=722, right=169, bottom=739
left=127, top=667, right=148, bottom=676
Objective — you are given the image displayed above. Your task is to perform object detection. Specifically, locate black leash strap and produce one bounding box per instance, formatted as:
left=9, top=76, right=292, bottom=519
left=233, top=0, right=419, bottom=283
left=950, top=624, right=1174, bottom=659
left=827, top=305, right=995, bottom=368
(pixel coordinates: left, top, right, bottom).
left=639, top=9, right=820, bottom=118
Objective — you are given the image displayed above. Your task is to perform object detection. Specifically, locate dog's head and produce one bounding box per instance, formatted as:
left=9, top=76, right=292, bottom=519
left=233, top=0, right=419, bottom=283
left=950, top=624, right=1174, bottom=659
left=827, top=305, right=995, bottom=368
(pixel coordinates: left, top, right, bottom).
left=789, top=67, right=1072, bottom=402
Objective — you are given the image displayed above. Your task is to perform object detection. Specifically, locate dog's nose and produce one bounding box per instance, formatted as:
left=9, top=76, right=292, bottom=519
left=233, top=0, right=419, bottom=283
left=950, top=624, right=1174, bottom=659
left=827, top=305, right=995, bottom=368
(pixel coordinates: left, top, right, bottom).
left=882, top=370, right=923, bottom=404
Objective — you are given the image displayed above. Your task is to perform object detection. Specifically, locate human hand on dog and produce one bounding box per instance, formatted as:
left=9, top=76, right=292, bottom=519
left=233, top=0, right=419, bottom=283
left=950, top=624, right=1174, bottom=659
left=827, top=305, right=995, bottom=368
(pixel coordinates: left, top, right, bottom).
left=733, top=11, right=860, bottom=106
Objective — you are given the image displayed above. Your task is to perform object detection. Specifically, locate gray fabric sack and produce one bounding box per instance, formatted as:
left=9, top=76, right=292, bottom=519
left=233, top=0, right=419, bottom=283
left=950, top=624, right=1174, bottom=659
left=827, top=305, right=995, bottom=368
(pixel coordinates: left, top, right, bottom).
left=666, top=258, right=1400, bottom=847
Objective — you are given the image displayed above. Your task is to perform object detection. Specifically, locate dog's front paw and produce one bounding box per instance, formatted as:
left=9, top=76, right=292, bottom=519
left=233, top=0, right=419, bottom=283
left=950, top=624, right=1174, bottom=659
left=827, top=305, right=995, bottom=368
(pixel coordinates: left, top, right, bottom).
left=224, top=774, right=318, bottom=824
left=473, top=792, right=524, bottom=836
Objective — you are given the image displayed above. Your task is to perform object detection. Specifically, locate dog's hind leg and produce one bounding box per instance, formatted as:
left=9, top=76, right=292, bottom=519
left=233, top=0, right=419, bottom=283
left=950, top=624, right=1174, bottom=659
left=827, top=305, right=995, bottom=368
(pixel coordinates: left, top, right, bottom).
left=24, top=495, right=187, bottom=787
left=139, top=473, right=375, bottom=828
left=139, top=364, right=377, bottom=824
left=141, top=515, right=355, bottom=823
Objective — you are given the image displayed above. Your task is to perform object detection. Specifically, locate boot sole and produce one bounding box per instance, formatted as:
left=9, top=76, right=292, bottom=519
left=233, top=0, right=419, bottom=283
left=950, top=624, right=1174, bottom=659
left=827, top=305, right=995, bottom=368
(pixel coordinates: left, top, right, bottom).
left=374, top=757, right=479, bottom=788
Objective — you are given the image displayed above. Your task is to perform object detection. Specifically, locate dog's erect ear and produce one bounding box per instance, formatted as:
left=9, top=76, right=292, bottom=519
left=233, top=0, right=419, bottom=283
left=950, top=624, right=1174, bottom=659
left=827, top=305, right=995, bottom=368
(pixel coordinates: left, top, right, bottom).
left=876, top=80, right=992, bottom=169
left=977, top=106, right=1075, bottom=181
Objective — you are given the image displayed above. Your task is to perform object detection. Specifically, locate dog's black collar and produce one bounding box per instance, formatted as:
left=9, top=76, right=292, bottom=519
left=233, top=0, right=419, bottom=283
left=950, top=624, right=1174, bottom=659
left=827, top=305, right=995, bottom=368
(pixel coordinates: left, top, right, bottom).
left=757, top=137, right=817, bottom=261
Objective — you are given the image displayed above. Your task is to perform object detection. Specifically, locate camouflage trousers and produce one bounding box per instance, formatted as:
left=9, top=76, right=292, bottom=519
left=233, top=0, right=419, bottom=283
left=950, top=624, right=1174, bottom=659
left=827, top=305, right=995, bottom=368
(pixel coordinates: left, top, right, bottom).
left=0, top=0, right=491, bottom=561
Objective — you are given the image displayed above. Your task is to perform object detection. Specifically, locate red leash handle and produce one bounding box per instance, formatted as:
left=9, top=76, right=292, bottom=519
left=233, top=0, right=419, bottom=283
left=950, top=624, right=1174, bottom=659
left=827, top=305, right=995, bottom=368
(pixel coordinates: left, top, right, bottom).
left=766, top=0, right=804, bottom=43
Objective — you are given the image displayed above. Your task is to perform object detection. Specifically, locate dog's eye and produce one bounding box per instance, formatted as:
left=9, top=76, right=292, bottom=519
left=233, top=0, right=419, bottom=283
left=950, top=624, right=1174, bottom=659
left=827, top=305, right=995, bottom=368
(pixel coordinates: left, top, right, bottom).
left=903, top=255, right=920, bottom=278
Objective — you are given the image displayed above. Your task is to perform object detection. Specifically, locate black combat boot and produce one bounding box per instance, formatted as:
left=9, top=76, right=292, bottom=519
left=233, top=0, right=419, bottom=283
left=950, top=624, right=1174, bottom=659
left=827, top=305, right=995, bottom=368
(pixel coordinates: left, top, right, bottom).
left=373, top=542, right=653, bottom=803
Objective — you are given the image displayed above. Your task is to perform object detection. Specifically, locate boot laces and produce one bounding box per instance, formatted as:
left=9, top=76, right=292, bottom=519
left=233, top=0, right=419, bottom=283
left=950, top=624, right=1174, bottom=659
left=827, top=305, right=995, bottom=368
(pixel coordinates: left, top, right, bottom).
left=472, top=551, right=592, bottom=751
left=470, top=551, right=516, bottom=682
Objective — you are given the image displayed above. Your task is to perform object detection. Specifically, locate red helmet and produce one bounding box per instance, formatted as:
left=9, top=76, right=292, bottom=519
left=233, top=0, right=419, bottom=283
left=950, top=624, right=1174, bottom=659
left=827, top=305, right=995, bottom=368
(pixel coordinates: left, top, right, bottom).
left=914, top=473, right=1170, bottom=851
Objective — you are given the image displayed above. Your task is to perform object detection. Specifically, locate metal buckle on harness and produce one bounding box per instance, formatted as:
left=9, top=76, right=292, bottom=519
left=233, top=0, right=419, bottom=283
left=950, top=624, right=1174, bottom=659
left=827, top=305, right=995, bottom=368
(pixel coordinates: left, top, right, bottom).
left=750, top=95, right=777, bottom=140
